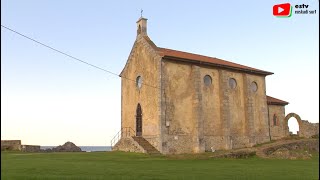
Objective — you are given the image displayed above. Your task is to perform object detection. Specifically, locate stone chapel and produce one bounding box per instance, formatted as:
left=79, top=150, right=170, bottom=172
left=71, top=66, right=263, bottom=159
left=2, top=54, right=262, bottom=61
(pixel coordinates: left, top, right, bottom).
left=112, top=17, right=318, bottom=154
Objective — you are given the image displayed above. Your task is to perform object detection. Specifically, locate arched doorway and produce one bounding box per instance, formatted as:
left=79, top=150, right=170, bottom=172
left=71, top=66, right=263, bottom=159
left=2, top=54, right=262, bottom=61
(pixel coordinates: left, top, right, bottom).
left=284, top=113, right=302, bottom=136
left=288, top=118, right=299, bottom=134
left=136, top=103, right=142, bottom=136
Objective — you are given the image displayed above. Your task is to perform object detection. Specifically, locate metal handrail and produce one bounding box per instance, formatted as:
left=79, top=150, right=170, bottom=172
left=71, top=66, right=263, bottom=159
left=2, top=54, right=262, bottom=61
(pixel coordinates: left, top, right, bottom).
left=110, top=127, right=135, bottom=149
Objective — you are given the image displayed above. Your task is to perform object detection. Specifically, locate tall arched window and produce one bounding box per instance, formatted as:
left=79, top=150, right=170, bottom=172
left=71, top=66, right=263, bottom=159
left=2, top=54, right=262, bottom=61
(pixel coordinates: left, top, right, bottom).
left=136, top=103, right=142, bottom=136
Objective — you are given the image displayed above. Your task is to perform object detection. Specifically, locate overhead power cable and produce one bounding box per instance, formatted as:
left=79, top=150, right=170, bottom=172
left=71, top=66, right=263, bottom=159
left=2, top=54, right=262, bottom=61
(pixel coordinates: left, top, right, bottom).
left=1, top=25, right=160, bottom=90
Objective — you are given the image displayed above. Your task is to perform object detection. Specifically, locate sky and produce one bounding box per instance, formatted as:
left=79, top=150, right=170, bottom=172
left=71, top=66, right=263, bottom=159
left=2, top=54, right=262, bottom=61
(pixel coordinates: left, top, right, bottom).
left=1, top=1, right=319, bottom=146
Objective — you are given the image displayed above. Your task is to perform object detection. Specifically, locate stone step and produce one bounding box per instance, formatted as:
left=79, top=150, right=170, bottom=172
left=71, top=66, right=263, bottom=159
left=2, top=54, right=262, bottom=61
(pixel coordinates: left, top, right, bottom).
left=132, top=136, right=161, bottom=155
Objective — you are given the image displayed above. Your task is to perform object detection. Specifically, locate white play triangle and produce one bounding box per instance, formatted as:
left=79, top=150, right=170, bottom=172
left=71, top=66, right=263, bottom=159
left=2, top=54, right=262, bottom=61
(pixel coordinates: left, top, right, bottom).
left=278, top=7, right=285, bottom=14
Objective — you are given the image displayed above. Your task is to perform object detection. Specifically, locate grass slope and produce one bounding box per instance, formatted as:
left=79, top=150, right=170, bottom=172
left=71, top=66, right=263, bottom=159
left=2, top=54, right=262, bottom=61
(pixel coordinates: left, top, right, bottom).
left=1, top=151, right=319, bottom=180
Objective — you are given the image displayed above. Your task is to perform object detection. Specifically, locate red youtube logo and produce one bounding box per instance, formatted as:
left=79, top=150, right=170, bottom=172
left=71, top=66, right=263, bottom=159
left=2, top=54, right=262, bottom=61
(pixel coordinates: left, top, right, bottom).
left=273, top=3, right=292, bottom=17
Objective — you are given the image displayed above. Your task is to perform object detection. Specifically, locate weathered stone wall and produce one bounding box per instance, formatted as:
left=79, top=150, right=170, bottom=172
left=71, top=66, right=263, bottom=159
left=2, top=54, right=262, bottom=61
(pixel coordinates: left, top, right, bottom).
left=160, top=60, right=270, bottom=153
left=1, top=140, right=21, bottom=151
left=200, top=67, right=222, bottom=150
left=21, top=145, right=41, bottom=152
left=161, top=61, right=199, bottom=154
left=268, top=105, right=286, bottom=140
left=299, top=121, right=319, bottom=138
left=112, top=137, right=145, bottom=153
left=204, top=69, right=269, bottom=150
left=120, top=35, right=162, bottom=151
left=244, top=74, right=270, bottom=145
left=204, top=136, right=228, bottom=151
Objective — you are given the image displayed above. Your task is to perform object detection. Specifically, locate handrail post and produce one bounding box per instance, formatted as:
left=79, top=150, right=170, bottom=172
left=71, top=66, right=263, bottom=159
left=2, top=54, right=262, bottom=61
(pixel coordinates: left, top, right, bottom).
left=110, top=127, right=136, bottom=150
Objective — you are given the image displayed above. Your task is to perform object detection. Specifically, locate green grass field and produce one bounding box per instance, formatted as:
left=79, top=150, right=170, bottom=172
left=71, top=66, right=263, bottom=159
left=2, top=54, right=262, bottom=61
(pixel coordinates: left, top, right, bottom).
left=1, top=151, right=319, bottom=180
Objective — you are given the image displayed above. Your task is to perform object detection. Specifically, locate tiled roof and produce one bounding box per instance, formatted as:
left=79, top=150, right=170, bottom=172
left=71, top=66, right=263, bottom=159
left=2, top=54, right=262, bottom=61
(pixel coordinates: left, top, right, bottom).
left=267, top=95, right=289, bottom=106
left=157, top=47, right=273, bottom=75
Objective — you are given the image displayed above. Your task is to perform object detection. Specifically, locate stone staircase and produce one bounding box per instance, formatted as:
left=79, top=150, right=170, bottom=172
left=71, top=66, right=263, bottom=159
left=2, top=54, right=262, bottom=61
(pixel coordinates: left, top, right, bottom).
left=132, top=136, right=161, bottom=155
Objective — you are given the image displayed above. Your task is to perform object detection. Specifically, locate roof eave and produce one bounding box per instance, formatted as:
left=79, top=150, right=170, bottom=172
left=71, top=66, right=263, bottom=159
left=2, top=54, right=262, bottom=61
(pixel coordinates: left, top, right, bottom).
left=267, top=102, right=289, bottom=106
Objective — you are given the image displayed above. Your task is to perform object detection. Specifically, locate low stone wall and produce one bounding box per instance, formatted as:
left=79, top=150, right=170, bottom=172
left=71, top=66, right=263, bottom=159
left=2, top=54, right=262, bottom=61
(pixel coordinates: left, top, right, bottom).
left=21, top=145, right=41, bottom=152
left=300, top=121, right=319, bottom=138
left=263, top=139, right=319, bottom=155
left=1, top=140, right=21, bottom=151
left=112, top=137, right=145, bottom=153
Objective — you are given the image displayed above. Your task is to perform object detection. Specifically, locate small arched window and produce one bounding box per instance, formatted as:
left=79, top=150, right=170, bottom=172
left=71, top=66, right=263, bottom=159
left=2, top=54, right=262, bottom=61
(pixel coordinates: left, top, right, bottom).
left=136, top=76, right=142, bottom=89
left=137, top=25, right=141, bottom=34
left=273, top=114, right=278, bottom=126
left=204, top=75, right=212, bottom=86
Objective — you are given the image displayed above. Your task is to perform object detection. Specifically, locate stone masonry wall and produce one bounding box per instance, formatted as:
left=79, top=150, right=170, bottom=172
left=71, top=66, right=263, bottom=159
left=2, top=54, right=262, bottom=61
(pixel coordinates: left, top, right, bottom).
left=21, top=145, right=41, bottom=152
left=161, top=61, right=270, bottom=153
left=300, top=121, right=319, bottom=138
left=160, top=61, right=199, bottom=154
left=1, top=140, right=21, bottom=151
left=268, top=105, right=286, bottom=140
left=120, top=35, right=162, bottom=151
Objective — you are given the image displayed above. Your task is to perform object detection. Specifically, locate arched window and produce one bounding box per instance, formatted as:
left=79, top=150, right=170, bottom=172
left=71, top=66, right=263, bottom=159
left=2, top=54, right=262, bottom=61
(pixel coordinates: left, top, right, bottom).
left=136, top=103, right=142, bottom=136
left=204, top=75, right=212, bottom=86
left=136, top=76, right=142, bottom=89
left=137, top=25, right=141, bottom=34
left=273, top=114, right=278, bottom=126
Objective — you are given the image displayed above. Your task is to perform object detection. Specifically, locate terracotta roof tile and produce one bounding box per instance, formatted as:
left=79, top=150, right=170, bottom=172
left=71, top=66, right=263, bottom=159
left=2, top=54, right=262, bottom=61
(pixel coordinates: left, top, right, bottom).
left=267, top=95, right=289, bottom=106
left=157, top=47, right=273, bottom=75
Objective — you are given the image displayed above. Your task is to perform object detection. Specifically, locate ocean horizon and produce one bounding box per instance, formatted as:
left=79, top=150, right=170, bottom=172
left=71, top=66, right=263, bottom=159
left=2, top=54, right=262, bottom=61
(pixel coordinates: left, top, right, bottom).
left=41, top=146, right=112, bottom=152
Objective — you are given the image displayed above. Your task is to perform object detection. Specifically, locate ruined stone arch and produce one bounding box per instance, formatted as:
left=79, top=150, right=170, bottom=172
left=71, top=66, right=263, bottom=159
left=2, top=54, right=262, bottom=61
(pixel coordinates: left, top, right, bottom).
left=284, top=113, right=302, bottom=136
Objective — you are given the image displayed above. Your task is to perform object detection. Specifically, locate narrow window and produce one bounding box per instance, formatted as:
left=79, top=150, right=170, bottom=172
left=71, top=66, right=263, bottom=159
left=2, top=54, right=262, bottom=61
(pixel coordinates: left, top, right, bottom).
left=136, top=76, right=142, bottom=89
left=273, top=114, right=277, bottom=126
left=136, top=103, right=142, bottom=136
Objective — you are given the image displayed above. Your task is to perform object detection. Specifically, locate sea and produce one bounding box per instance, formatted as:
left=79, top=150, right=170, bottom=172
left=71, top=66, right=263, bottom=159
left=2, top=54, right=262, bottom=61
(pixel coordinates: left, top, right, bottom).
left=41, top=146, right=112, bottom=152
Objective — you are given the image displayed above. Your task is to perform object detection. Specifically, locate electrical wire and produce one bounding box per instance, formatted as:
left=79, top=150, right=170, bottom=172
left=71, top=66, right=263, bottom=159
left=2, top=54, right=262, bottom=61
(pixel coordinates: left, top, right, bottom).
left=1, top=25, right=161, bottom=90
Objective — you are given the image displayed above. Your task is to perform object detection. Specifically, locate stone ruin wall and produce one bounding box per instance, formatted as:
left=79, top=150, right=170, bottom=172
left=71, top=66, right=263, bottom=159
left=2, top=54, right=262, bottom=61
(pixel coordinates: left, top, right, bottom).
left=299, top=120, right=319, bottom=138
left=21, top=145, right=41, bottom=152
left=1, top=140, right=42, bottom=152
left=1, top=140, right=22, bottom=151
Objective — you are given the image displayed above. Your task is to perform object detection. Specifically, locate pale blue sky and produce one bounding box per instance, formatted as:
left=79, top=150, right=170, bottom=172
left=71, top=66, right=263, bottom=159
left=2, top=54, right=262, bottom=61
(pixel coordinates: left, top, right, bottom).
left=1, top=1, right=319, bottom=146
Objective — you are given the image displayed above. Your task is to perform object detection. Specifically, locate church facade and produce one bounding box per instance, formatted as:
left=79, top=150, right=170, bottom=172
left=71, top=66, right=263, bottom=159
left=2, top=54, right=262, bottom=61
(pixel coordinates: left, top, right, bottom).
left=114, top=17, right=316, bottom=154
